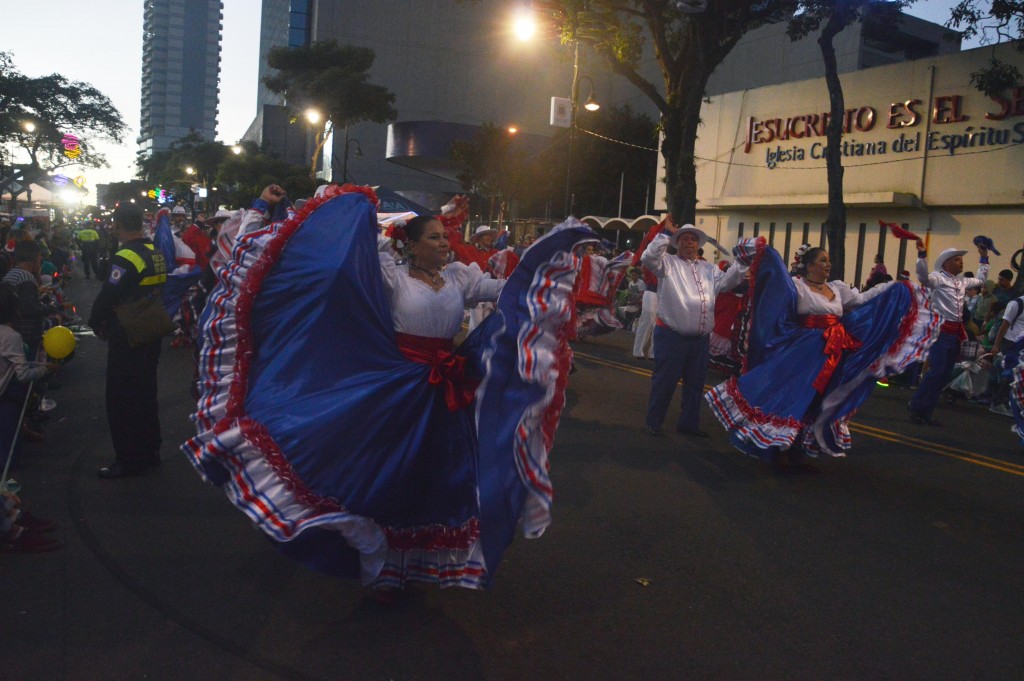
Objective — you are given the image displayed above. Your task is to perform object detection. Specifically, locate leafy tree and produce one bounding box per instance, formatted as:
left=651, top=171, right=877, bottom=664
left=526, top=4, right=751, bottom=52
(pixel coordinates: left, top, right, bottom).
left=0, top=52, right=127, bottom=209
left=137, top=132, right=227, bottom=185
left=263, top=41, right=398, bottom=178
left=787, top=1, right=912, bottom=281
left=452, top=123, right=569, bottom=222
left=134, top=135, right=315, bottom=210
left=533, top=0, right=798, bottom=223
left=134, top=132, right=231, bottom=213
left=452, top=105, right=657, bottom=223
left=216, top=145, right=317, bottom=209
left=571, top=103, right=658, bottom=217
left=948, top=0, right=1024, bottom=95
left=98, top=180, right=156, bottom=208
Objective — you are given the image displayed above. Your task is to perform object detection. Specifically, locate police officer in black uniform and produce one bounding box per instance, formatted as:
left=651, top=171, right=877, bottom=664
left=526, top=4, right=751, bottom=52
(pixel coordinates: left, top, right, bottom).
left=90, top=203, right=168, bottom=479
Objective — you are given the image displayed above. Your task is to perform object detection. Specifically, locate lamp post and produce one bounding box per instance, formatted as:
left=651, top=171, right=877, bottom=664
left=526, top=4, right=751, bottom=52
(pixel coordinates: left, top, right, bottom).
left=341, top=126, right=363, bottom=184
left=564, top=48, right=600, bottom=217
left=564, top=41, right=580, bottom=217
left=305, top=108, right=334, bottom=180
left=184, top=166, right=210, bottom=214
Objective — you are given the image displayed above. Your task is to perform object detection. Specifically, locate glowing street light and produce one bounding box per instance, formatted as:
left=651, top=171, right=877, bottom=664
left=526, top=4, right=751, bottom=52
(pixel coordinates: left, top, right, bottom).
left=23, top=121, right=35, bottom=133
left=305, top=109, right=322, bottom=125
left=513, top=8, right=536, bottom=41
left=185, top=166, right=195, bottom=175
left=580, top=75, right=601, bottom=111
left=507, top=126, right=519, bottom=134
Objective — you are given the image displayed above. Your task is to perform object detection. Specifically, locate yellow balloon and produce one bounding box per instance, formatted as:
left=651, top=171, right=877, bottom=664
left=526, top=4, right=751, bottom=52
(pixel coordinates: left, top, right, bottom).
left=43, top=326, right=76, bottom=360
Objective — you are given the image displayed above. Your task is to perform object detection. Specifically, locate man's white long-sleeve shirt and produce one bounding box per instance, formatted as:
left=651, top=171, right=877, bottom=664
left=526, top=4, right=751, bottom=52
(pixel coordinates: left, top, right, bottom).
left=641, top=234, right=747, bottom=336
left=916, top=255, right=988, bottom=323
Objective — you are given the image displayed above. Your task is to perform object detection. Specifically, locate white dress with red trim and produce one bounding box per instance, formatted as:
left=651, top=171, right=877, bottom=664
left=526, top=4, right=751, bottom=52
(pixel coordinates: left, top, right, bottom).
left=705, top=245, right=939, bottom=459
left=182, top=185, right=597, bottom=589
left=574, top=251, right=633, bottom=338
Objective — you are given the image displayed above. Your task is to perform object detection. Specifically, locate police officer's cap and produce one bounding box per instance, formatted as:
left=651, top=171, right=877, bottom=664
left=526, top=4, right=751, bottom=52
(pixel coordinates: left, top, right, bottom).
left=113, top=202, right=145, bottom=230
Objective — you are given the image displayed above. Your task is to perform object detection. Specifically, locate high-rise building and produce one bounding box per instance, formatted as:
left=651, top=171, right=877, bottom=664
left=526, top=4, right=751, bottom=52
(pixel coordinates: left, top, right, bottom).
left=138, top=0, right=224, bottom=155
left=246, top=0, right=658, bottom=207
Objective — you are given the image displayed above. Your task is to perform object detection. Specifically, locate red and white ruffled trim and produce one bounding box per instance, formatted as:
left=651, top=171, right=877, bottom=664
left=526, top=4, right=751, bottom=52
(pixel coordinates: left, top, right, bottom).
left=478, top=219, right=593, bottom=538
left=809, top=281, right=939, bottom=456
left=707, top=281, right=939, bottom=457
left=182, top=185, right=489, bottom=588
left=705, top=376, right=806, bottom=452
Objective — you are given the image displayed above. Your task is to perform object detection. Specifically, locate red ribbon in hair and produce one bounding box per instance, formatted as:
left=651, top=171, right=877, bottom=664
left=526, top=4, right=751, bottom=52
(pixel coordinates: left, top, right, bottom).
left=879, top=220, right=921, bottom=242
left=394, top=332, right=478, bottom=411
left=799, top=315, right=863, bottom=394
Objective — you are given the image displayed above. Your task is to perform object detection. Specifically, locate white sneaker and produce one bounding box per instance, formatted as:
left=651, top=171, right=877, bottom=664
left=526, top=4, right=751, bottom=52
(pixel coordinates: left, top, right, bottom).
left=989, top=403, right=1013, bottom=417
left=40, top=398, right=57, bottom=412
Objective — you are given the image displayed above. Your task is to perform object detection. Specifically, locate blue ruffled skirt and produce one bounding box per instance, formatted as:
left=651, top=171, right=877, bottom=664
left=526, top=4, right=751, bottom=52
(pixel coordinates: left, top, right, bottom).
left=183, top=187, right=595, bottom=588
left=706, top=247, right=938, bottom=459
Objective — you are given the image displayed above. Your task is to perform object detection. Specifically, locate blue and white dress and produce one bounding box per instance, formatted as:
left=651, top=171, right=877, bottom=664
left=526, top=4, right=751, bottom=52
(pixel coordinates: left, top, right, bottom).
left=706, top=245, right=939, bottom=459
left=182, top=186, right=597, bottom=588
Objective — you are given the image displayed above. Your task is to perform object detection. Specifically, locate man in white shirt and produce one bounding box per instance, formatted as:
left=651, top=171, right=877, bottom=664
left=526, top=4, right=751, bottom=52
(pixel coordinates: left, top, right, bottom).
left=641, top=223, right=746, bottom=436
left=908, top=240, right=989, bottom=425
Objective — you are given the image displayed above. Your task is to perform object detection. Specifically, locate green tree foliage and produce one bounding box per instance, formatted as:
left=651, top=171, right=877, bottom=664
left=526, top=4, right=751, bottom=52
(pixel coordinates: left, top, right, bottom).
left=0, top=52, right=127, bottom=206
left=99, top=180, right=155, bottom=207
left=216, top=142, right=317, bottom=209
left=452, top=123, right=561, bottom=221
left=534, top=0, right=798, bottom=223
left=787, top=1, right=912, bottom=282
left=136, top=135, right=315, bottom=210
left=452, top=104, right=657, bottom=222
left=572, top=103, right=658, bottom=217
left=263, top=41, right=398, bottom=178
left=948, top=0, right=1024, bottom=95
left=136, top=131, right=228, bottom=185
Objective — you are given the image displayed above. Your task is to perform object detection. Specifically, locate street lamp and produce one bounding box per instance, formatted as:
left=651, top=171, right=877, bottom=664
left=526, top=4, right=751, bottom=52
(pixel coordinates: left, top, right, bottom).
left=342, top=126, right=362, bottom=183
left=563, top=44, right=601, bottom=217
left=513, top=6, right=536, bottom=41
left=303, top=108, right=334, bottom=180
left=580, top=76, right=601, bottom=112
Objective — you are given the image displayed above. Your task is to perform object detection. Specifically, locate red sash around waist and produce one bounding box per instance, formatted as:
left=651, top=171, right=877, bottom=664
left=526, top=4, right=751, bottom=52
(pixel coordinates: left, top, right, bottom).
left=798, top=314, right=863, bottom=394
left=939, top=320, right=967, bottom=341
left=394, top=332, right=478, bottom=411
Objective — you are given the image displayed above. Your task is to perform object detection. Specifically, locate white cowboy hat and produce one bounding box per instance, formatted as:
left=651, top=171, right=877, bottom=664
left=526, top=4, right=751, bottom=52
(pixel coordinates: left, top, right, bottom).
left=206, top=209, right=234, bottom=223
left=171, top=206, right=188, bottom=215
left=471, top=225, right=498, bottom=242
left=935, top=248, right=967, bottom=271
left=670, top=224, right=708, bottom=248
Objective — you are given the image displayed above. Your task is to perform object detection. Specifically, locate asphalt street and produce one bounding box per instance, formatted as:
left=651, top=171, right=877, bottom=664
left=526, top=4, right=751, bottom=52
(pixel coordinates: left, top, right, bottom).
left=3, top=267, right=1023, bottom=681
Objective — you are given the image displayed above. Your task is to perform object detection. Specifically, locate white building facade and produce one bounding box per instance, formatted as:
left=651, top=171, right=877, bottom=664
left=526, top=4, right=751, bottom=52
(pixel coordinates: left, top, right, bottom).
left=662, top=43, right=1024, bottom=283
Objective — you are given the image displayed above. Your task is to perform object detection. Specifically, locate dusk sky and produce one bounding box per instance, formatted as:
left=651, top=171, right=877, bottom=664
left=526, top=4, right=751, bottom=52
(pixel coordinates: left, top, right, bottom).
left=3, top=1, right=988, bottom=203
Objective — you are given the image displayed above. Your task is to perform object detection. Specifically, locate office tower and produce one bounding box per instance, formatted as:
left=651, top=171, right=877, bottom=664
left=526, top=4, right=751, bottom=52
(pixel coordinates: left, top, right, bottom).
left=138, top=0, right=224, bottom=155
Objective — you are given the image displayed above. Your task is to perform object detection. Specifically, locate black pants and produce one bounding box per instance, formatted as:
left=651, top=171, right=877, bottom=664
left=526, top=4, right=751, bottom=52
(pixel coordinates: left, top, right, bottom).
left=81, top=246, right=100, bottom=279
left=105, top=330, right=162, bottom=467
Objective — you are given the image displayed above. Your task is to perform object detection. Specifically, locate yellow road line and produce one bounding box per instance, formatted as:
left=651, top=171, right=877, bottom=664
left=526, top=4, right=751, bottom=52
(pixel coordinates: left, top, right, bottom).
left=846, top=424, right=1024, bottom=477
left=573, top=350, right=1024, bottom=477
